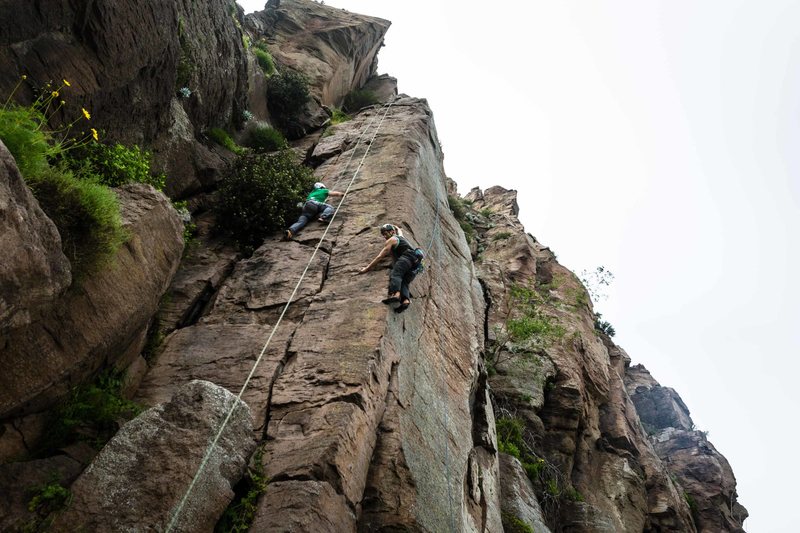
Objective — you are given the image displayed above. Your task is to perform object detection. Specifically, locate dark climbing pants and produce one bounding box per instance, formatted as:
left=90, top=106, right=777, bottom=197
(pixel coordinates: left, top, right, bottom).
left=388, top=255, right=417, bottom=302
left=288, top=200, right=334, bottom=234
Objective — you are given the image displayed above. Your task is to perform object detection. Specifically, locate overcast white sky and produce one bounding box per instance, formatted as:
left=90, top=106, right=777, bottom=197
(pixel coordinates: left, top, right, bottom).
left=242, top=1, right=799, bottom=530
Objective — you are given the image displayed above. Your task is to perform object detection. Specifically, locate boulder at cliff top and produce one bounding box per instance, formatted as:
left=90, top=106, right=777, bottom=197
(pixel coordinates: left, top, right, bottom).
left=0, top=141, right=70, bottom=331
left=0, top=183, right=183, bottom=422
left=247, top=0, right=389, bottom=106
left=51, top=380, right=255, bottom=532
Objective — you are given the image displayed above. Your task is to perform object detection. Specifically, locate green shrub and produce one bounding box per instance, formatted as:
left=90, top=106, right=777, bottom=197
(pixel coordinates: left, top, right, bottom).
left=246, top=126, right=287, bottom=153
left=0, top=106, right=52, bottom=178
left=343, top=89, right=378, bottom=112
left=267, top=69, right=310, bottom=130
left=330, top=107, right=350, bottom=125
left=492, top=231, right=512, bottom=241
left=64, top=142, right=165, bottom=190
left=215, top=447, right=268, bottom=532
left=208, top=128, right=245, bottom=155
left=25, top=481, right=71, bottom=531
left=253, top=48, right=276, bottom=77
left=217, top=150, right=314, bottom=249
left=34, top=369, right=142, bottom=456
left=2, top=79, right=129, bottom=281
left=594, top=313, right=616, bottom=337
left=448, top=194, right=469, bottom=221
left=501, top=512, right=535, bottom=533
left=27, top=167, right=128, bottom=280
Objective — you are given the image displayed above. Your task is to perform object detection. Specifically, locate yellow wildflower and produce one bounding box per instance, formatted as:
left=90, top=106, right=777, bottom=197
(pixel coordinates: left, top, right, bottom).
left=82, top=108, right=91, bottom=120
left=63, top=79, right=71, bottom=87
left=21, top=75, right=27, bottom=80
left=91, top=128, right=98, bottom=141
left=60, top=100, right=65, bottom=105
left=51, top=91, right=59, bottom=97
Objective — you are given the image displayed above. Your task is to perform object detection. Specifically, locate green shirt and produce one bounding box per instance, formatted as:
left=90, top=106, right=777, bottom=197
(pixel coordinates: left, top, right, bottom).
left=307, top=188, right=329, bottom=202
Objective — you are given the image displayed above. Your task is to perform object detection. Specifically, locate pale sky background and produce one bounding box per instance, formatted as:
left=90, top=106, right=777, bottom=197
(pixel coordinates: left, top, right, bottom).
left=242, top=1, right=799, bottom=530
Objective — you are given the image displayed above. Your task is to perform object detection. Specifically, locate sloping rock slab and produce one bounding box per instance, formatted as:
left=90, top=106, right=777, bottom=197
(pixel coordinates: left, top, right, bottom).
left=251, top=480, right=356, bottom=532
left=136, top=323, right=290, bottom=434
left=499, top=453, right=552, bottom=533
left=0, top=454, right=85, bottom=532
left=52, top=380, right=255, bottom=532
left=0, top=140, right=70, bottom=330
left=0, top=183, right=183, bottom=418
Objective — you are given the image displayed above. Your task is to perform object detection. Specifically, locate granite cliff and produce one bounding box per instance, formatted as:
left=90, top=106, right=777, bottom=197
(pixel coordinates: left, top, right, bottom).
left=0, top=0, right=746, bottom=531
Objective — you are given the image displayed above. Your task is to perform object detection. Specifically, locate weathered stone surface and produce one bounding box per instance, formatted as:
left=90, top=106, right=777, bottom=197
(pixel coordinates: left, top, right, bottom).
left=652, top=428, right=747, bottom=532
left=239, top=97, right=501, bottom=532
left=0, top=183, right=183, bottom=419
left=246, top=0, right=390, bottom=135
left=0, top=140, right=70, bottom=331
left=52, top=380, right=255, bottom=532
left=470, top=185, right=700, bottom=532
left=0, top=454, right=85, bottom=531
left=135, top=323, right=288, bottom=434
left=626, top=363, right=694, bottom=432
left=251, top=480, right=356, bottom=532
left=0, top=0, right=249, bottom=197
left=499, top=453, right=552, bottom=533
left=363, top=74, right=399, bottom=104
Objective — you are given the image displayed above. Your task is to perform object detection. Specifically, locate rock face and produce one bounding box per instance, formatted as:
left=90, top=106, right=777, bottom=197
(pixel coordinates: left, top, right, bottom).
left=0, top=141, right=70, bottom=331
left=247, top=0, right=390, bottom=107
left=0, top=1, right=748, bottom=531
left=626, top=364, right=748, bottom=532
left=138, top=97, right=503, bottom=532
left=468, top=185, right=716, bottom=532
left=52, top=380, right=255, bottom=532
left=0, top=183, right=183, bottom=423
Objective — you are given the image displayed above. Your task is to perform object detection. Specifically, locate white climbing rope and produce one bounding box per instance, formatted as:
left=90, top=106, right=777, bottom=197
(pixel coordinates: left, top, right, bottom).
left=166, top=100, right=396, bottom=532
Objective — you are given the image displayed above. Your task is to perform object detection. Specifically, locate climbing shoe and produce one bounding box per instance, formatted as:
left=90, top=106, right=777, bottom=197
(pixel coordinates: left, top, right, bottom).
left=382, top=296, right=400, bottom=305
left=395, top=301, right=410, bottom=313
left=284, top=230, right=293, bottom=240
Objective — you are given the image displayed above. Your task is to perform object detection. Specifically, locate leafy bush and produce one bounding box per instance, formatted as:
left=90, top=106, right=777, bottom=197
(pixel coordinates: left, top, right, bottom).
left=266, top=69, right=310, bottom=129
left=594, top=313, right=616, bottom=337
left=343, top=89, right=378, bottom=112
left=253, top=48, right=276, bottom=77
left=215, top=447, right=268, bottom=532
left=26, top=167, right=128, bottom=279
left=208, top=127, right=245, bottom=155
left=217, top=150, right=314, bottom=249
left=25, top=481, right=71, bottom=531
left=0, top=106, right=52, bottom=178
left=34, top=370, right=142, bottom=456
left=330, top=107, right=350, bottom=125
left=246, top=126, right=287, bottom=153
left=64, top=142, right=165, bottom=190
left=501, top=512, right=535, bottom=533
left=1, top=78, right=131, bottom=280
left=492, top=231, right=512, bottom=241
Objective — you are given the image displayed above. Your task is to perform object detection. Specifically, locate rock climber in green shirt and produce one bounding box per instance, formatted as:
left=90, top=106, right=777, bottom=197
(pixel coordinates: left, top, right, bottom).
left=285, top=182, right=344, bottom=239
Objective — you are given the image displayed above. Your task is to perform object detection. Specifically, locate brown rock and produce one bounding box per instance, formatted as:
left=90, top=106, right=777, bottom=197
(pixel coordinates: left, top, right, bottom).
left=252, top=480, right=356, bottom=532
left=0, top=454, right=85, bottom=531
left=0, top=0, right=249, bottom=198
left=52, top=380, right=255, bottom=532
left=246, top=0, right=390, bottom=135
left=0, top=140, right=70, bottom=330
left=0, top=183, right=183, bottom=419
left=363, top=74, right=399, bottom=104
left=498, top=453, right=552, bottom=533
left=626, top=363, right=694, bottom=432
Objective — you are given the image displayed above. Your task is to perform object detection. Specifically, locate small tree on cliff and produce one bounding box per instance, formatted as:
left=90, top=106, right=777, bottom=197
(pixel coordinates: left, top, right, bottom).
left=486, top=284, right=565, bottom=372
left=266, top=68, right=310, bottom=135
left=217, top=149, right=314, bottom=251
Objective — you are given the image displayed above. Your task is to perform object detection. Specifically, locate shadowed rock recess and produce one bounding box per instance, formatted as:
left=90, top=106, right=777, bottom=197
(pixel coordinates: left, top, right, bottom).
left=0, top=0, right=746, bottom=531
